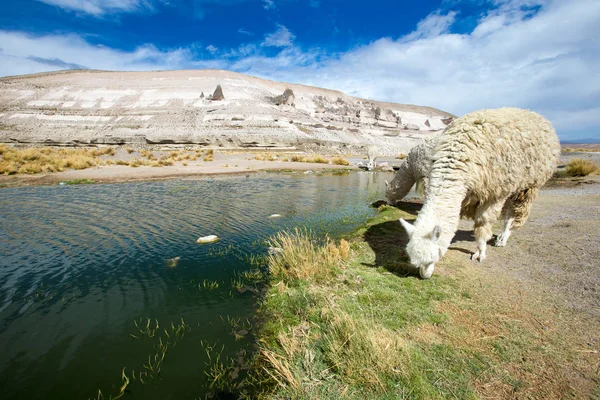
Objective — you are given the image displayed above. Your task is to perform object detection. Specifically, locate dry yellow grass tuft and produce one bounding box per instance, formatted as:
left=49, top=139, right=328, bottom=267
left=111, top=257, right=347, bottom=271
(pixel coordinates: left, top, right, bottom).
left=565, top=158, right=598, bottom=177
left=128, top=159, right=154, bottom=167
left=140, top=150, right=155, bottom=160
left=90, top=147, right=115, bottom=157
left=0, top=145, right=103, bottom=175
left=332, top=156, right=350, bottom=166
left=304, top=155, right=329, bottom=164
left=563, top=147, right=599, bottom=153
left=267, top=229, right=347, bottom=282
left=254, top=153, right=280, bottom=162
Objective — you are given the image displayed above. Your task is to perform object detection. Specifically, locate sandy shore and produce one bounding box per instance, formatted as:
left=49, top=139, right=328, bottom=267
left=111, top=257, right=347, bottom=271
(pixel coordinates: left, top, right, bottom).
left=2, top=146, right=597, bottom=188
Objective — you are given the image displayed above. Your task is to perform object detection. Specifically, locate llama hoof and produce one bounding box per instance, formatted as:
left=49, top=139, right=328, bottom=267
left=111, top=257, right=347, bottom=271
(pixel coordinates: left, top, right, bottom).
left=471, top=251, right=486, bottom=262
left=494, top=235, right=508, bottom=247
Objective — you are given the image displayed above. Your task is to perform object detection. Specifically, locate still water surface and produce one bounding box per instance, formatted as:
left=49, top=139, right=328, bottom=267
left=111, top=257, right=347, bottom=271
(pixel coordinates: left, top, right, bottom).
left=0, top=171, right=392, bottom=399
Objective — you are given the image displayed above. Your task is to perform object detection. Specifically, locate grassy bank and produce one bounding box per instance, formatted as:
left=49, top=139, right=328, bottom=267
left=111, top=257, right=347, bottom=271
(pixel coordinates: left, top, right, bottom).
left=252, top=153, right=351, bottom=166
left=0, top=145, right=219, bottom=175
left=220, top=205, right=598, bottom=399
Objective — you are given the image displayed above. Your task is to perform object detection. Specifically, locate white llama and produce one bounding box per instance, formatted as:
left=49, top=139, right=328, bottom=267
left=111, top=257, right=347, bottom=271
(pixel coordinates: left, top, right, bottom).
left=399, top=108, right=560, bottom=279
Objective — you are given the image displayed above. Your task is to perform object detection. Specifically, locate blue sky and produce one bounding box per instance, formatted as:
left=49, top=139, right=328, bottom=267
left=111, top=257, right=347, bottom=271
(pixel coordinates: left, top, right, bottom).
left=0, top=0, right=599, bottom=140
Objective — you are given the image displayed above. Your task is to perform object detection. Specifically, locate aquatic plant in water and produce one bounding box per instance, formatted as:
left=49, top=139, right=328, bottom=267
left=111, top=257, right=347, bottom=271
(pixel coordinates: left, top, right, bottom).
left=94, top=318, right=190, bottom=399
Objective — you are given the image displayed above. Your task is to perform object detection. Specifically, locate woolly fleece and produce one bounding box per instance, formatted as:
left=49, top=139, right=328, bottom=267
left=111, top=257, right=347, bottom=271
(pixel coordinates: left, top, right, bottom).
left=401, top=108, right=560, bottom=278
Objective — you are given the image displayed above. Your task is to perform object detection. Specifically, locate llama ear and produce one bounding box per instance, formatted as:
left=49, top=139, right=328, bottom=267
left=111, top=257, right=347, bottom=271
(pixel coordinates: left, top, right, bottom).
left=430, top=225, right=442, bottom=242
left=399, top=218, right=415, bottom=237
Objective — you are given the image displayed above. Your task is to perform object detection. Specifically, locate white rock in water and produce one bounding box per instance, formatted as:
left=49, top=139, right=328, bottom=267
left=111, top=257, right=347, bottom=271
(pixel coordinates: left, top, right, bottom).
left=197, top=235, right=219, bottom=243
left=268, top=214, right=282, bottom=218
left=166, top=256, right=181, bottom=268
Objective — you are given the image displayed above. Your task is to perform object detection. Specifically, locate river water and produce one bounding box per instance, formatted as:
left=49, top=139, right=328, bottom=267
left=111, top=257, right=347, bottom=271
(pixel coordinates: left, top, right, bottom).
left=0, top=171, right=393, bottom=399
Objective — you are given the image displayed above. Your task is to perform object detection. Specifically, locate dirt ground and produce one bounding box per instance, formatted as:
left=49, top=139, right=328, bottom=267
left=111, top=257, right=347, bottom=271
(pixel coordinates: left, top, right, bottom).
left=451, top=179, right=600, bottom=320
left=381, top=177, right=600, bottom=397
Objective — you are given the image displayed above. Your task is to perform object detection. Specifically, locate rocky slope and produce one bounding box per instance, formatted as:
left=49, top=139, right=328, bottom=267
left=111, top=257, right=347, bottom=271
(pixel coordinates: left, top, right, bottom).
left=0, top=70, right=454, bottom=155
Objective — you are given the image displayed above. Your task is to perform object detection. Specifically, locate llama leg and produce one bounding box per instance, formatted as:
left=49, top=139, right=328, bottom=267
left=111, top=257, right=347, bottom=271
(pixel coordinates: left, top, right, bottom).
left=471, top=201, right=504, bottom=262
left=495, top=187, right=539, bottom=247
left=472, top=221, right=493, bottom=262
left=495, top=217, right=514, bottom=247
left=495, top=198, right=515, bottom=247
left=510, top=187, right=539, bottom=229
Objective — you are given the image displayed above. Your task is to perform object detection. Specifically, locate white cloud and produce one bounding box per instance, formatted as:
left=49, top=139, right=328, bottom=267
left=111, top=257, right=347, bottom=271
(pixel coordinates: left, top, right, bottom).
left=261, top=24, right=295, bottom=48
left=237, top=28, right=254, bottom=36
left=0, top=31, right=223, bottom=76
left=402, top=11, right=457, bottom=41
left=205, top=44, right=218, bottom=54
left=2, top=0, right=600, bottom=138
left=35, top=0, right=151, bottom=15
left=249, top=0, right=600, bottom=136
left=262, top=0, right=275, bottom=10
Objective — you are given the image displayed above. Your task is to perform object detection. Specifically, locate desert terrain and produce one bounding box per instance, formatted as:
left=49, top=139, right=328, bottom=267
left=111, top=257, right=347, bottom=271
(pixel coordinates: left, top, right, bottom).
left=0, top=69, right=453, bottom=156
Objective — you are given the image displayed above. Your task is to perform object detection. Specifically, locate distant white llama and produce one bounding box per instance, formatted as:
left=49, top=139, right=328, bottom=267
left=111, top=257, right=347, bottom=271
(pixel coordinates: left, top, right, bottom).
left=367, top=145, right=378, bottom=170
left=399, top=108, right=560, bottom=279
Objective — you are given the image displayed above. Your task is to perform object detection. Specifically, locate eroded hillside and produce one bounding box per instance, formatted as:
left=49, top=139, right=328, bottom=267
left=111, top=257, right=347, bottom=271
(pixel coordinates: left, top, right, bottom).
left=0, top=70, right=453, bottom=155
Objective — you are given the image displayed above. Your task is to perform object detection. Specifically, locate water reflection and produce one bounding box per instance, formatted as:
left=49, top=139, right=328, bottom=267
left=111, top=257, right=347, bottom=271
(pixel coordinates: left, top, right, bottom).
left=0, top=171, right=392, bottom=399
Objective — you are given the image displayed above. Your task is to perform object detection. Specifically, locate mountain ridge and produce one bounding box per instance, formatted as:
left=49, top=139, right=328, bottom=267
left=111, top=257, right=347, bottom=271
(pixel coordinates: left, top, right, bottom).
left=0, top=69, right=454, bottom=155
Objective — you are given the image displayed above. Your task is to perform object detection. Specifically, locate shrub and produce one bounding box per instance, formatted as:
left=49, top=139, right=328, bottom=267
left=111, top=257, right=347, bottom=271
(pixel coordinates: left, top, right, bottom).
left=140, top=150, right=155, bottom=159
left=0, top=160, right=19, bottom=175
left=565, top=158, right=598, bottom=177
left=267, top=229, right=347, bottom=283
left=0, top=145, right=102, bottom=173
left=332, top=157, right=350, bottom=166
left=304, top=155, right=329, bottom=164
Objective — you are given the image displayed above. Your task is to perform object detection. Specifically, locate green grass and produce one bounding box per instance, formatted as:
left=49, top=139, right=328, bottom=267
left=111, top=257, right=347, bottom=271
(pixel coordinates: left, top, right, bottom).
left=64, top=178, right=95, bottom=185
left=212, top=207, right=491, bottom=399
left=207, top=205, right=594, bottom=399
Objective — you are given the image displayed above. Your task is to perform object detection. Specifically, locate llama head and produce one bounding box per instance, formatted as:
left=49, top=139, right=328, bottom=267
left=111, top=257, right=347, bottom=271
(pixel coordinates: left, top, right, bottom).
left=399, top=218, right=442, bottom=279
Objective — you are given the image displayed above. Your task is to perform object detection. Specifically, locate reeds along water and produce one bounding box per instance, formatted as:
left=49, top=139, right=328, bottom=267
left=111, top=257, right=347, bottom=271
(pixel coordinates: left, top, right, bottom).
left=0, top=171, right=393, bottom=399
